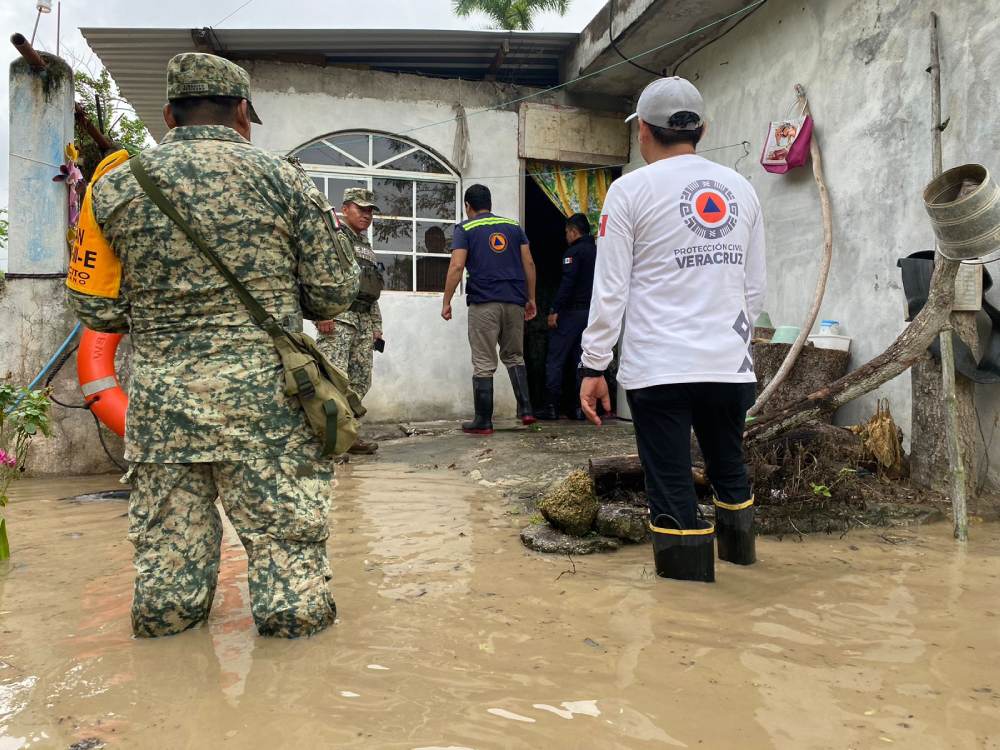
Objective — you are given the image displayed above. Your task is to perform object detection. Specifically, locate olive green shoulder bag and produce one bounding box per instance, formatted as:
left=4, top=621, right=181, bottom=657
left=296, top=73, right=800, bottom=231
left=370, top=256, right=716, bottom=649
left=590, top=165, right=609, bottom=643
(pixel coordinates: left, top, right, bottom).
left=129, top=156, right=364, bottom=456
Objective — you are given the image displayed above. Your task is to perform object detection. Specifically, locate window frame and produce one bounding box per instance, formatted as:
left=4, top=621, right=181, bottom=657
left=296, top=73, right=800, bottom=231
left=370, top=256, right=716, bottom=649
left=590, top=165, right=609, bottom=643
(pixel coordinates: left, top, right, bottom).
left=293, top=131, right=462, bottom=294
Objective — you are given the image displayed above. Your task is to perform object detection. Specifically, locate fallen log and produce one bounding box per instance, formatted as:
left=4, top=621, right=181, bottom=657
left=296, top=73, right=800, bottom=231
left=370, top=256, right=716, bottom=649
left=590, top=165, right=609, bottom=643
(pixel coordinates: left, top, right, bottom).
left=746, top=253, right=960, bottom=448
left=588, top=455, right=708, bottom=495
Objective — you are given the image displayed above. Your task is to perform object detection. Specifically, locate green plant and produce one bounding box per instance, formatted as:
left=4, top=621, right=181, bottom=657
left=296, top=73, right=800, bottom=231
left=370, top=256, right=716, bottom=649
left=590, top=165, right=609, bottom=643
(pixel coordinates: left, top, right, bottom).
left=0, top=207, right=8, bottom=250
left=74, top=68, right=149, bottom=181
left=0, top=386, right=53, bottom=561
left=453, top=0, right=570, bottom=30
left=810, top=468, right=858, bottom=500
left=810, top=483, right=831, bottom=498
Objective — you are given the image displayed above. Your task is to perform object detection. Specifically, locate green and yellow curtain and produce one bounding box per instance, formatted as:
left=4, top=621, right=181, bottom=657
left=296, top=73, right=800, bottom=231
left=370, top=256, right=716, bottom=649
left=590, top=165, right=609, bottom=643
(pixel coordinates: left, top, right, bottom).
left=527, top=160, right=613, bottom=233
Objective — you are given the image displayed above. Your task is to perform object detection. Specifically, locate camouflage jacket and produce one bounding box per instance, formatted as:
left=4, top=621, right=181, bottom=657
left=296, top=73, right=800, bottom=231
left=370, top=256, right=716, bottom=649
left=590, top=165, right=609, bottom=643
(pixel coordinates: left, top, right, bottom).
left=333, top=223, right=382, bottom=331
left=67, top=125, right=360, bottom=462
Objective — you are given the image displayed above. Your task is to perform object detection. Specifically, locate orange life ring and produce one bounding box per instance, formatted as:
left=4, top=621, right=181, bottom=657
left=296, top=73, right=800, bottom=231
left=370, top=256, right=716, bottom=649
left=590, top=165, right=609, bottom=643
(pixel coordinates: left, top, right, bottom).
left=76, top=327, right=127, bottom=438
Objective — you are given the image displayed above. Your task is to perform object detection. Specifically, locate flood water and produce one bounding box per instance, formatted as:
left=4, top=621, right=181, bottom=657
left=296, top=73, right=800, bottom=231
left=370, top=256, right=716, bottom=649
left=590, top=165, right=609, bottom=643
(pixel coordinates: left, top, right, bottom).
left=1, top=465, right=998, bottom=749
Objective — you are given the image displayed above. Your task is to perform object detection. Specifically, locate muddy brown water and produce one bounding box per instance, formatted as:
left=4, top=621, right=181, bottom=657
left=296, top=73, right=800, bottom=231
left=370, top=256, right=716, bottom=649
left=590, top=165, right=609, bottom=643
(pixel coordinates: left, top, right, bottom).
left=1, top=466, right=998, bottom=749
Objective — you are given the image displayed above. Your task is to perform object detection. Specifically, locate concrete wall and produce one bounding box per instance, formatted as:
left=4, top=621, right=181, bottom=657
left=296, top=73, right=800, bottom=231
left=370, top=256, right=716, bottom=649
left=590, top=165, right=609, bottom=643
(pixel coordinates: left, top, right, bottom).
left=247, top=62, right=539, bottom=421
left=2, top=54, right=122, bottom=476
left=0, top=280, right=124, bottom=476
left=7, top=54, right=73, bottom=275
left=617, top=0, right=1000, bottom=481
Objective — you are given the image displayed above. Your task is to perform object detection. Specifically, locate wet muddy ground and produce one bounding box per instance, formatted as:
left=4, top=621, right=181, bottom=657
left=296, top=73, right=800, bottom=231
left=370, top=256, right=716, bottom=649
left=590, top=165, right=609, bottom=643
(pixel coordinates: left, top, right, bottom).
left=2, top=463, right=999, bottom=749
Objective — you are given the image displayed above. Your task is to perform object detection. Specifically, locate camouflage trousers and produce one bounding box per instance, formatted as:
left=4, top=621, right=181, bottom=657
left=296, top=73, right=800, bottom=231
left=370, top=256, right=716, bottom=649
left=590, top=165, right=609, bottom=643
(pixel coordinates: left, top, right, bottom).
left=125, top=451, right=337, bottom=639
left=316, top=313, right=375, bottom=400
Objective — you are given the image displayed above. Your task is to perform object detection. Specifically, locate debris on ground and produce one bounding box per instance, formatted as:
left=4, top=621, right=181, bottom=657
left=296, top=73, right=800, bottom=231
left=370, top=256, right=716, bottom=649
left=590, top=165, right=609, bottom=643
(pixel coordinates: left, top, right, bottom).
left=374, top=418, right=996, bottom=555
left=519, top=524, right=620, bottom=555
left=537, top=470, right=599, bottom=536
left=594, top=502, right=649, bottom=542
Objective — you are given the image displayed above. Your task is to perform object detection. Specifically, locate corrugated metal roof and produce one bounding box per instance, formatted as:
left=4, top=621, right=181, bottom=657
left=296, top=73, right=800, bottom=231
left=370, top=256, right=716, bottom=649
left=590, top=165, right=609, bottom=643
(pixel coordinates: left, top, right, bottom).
left=81, top=27, right=577, bottom=140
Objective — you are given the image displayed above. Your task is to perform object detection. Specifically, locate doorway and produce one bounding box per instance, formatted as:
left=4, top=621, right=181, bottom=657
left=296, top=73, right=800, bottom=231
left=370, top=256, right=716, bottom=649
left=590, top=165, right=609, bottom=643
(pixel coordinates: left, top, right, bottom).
left=522, top=168, right=622, bottom=416
left=523, top=176, right=569, bottom=412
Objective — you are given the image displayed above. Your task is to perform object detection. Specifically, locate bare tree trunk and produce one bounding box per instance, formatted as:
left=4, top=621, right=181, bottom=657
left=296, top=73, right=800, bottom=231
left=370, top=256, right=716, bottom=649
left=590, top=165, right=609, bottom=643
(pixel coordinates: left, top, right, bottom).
left=928, top=11, right=969, bottom=540
left=746, top=257, right=960, bottom=447
left=940, top=327, right=969, bottom=539
left=749, top=85, right=834, bottom=417
left=909, top=11, right=979, bottom=500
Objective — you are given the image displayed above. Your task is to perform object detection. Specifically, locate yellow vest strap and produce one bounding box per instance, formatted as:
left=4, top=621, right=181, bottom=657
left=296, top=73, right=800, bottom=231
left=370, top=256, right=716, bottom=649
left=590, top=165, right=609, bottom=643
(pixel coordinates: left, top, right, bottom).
left=67, top=149, right=130, bottom=298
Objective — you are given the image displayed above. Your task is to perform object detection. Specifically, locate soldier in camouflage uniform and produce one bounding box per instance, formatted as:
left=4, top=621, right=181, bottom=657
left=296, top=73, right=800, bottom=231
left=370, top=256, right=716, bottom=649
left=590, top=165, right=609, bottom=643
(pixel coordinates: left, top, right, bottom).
left=66, top=53, right=359, bottom=639
left=315, top=188, right=384, bottom=455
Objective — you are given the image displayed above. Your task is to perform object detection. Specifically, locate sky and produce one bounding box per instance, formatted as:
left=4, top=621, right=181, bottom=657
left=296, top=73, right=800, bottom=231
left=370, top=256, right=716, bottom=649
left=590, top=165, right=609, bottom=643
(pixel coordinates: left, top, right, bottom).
left=1, top=0, right=608, bottom=266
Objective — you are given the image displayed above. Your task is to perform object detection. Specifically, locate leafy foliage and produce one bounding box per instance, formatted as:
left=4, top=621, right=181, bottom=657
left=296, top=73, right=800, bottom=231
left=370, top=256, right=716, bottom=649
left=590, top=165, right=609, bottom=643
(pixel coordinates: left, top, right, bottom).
left=453, top=0, right=571, bottom=30
left=0, top=208, right=8, bottom=250
left=0, top=386, right=53, bottom=560
left=74, top=68, right=150, bottom=181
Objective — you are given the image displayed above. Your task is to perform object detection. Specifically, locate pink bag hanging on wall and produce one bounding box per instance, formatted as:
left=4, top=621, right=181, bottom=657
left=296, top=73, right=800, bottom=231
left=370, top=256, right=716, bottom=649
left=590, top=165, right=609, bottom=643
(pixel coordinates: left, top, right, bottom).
left=761, top=101, right=813, bottom=174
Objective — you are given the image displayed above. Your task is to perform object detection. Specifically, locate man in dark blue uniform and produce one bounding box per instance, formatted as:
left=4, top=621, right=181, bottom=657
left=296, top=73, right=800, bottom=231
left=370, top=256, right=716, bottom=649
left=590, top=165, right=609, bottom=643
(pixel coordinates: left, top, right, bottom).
left=442, top=184, right=538, bottom=434
left=539, top=213, right=598, bottom=420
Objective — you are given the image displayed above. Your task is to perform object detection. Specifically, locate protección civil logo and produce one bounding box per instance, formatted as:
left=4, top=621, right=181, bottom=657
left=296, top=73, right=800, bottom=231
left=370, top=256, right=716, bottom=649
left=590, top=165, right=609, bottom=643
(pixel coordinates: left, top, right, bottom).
left=679, top=180, right=739, bottom=239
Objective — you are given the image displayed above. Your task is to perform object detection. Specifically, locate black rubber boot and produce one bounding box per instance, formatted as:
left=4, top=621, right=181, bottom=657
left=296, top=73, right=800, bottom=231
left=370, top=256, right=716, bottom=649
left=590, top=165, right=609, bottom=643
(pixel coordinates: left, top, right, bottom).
left=537, top=402, right=559, bottom=420
left=714, top=497, right=756, bottom=565
left=462, top=377, right=494, bottom=435
left=507, top=365, right=537, bottom=425
left=649, top=515, right=715, bottom=583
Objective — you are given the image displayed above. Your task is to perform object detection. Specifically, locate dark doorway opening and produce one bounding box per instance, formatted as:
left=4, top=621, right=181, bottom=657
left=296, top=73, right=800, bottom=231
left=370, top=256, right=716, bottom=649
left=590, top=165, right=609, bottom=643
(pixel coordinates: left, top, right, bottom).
left=523, top=176, right=569, bottom=413
left=523, top=169, right=622, bottom=417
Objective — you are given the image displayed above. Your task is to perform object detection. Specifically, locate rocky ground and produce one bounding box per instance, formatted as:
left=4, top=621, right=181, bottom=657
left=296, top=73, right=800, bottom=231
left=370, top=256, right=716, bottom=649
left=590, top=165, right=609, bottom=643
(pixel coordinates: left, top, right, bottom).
left=362, top=418, right=999, bottom=556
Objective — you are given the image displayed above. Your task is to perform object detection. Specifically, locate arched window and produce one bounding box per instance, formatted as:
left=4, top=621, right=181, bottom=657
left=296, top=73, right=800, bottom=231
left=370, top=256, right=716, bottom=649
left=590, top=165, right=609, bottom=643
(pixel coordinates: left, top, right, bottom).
left=291, top=131, right=461, bottom=293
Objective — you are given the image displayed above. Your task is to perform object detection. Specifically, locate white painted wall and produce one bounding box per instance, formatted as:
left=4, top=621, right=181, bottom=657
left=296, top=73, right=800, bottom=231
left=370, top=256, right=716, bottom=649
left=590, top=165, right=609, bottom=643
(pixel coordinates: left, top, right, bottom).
left=617, top=0, right=1000, bottom=481
left=7, top=54, right=73, bottom=274
left=248, top=62, right=529, bottom=420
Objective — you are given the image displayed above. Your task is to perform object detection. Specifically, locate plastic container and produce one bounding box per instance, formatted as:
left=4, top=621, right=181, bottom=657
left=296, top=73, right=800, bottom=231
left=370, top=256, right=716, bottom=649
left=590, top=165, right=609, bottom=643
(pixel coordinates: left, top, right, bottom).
left=818, top=319, right=840, bottom=335
left=808, top=334, right=851, bottom=352
left=771, top=325, right=800, bottom=344
left=923, top=163, right=1000, bottom=261
left=754, top=311, right=774, bottom=329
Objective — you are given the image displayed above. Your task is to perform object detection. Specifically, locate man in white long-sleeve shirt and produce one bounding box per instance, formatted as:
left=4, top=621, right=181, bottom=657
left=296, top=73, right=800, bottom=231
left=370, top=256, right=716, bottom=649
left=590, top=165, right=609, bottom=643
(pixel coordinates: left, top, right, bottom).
left=579, top=77, right=766, bottom=582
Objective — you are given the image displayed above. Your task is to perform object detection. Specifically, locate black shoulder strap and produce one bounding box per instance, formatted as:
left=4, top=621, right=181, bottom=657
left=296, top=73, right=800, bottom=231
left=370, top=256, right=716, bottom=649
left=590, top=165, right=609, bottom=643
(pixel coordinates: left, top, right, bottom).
left=129, top=155, right=284, bottom=339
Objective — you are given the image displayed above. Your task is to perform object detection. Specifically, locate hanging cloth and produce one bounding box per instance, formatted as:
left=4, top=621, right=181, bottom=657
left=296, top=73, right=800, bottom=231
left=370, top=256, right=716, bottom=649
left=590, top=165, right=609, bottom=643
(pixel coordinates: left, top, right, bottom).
left=527, top=160, right=613, bottom=230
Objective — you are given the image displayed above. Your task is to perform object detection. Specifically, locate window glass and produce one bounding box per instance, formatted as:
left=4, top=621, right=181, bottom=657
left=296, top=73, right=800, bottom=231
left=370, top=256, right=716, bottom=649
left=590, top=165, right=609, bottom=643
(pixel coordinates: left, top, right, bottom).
left=372, top=136, right=414, bottom=168
left=416, top=181, right=457, bottom=220
left=295, top=143, right=357, bottom=168
left=416, top=256, right=450, bottom=292
left=380, top=150, right=445, bottom=174
left=294, top=132, right=459, bottom=292
left=417, top=222, right=454, bottom=254
left=372, top=218, right=413, bottom=255
left=328, top=134, right=370, bottom=166
left=377, top=253, right=413, bottom=292
left=374, top=178, right=414, bottom=218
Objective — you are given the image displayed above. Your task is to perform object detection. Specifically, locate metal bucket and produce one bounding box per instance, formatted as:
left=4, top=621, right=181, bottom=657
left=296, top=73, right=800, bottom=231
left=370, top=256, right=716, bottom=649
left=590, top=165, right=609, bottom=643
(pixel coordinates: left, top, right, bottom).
left=923, top=164, right=1000, bottom=261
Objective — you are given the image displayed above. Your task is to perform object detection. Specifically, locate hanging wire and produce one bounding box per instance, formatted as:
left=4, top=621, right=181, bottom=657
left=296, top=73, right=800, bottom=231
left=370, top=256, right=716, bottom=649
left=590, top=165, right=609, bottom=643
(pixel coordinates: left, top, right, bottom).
left=213, top=0, right=257, bottom=28
left=671, top=0, right=769, bottom=77
left=265, top=0, right=768, bottom=158
left=608, top=0, right=663, bottom=78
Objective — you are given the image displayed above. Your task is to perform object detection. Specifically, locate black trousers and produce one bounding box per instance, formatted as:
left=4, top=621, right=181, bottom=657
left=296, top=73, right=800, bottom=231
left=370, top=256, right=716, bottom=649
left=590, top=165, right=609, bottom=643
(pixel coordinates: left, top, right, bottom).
left=544, top=308, right=589, bottom=403
left=627, top=382, right=755, bottom=529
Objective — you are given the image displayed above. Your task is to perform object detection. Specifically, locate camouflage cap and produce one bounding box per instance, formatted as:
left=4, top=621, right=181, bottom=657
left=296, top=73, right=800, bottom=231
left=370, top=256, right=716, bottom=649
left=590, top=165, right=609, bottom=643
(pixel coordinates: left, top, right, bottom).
left=343, top=187, right=381, bottom=212
left=166, top=52, right=262, bottom=124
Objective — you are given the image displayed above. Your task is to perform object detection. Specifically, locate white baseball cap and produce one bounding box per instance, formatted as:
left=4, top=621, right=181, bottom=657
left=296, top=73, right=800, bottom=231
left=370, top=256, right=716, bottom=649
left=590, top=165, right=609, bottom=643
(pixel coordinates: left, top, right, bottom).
left=625, top=76, right=705, bottom=130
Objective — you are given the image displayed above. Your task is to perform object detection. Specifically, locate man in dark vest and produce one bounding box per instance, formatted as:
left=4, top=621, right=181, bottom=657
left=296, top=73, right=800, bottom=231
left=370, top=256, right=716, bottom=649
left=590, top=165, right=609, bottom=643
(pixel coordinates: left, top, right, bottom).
left=442, top=184, right=538, bottom=434
left=539, top=212, right=597, bottom=420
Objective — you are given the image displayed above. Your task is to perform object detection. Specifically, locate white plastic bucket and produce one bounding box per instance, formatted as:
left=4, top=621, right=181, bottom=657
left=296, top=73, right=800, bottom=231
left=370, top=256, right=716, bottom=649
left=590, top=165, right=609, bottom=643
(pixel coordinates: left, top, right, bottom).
left=809, top=334, right=851, bottom=352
